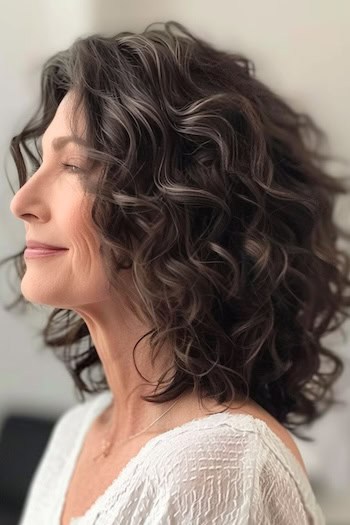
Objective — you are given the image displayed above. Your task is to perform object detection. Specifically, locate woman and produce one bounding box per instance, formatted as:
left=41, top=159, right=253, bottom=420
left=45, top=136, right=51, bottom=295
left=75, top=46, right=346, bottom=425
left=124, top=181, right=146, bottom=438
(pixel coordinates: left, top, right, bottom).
left=2, top=20, right=349, bottom=525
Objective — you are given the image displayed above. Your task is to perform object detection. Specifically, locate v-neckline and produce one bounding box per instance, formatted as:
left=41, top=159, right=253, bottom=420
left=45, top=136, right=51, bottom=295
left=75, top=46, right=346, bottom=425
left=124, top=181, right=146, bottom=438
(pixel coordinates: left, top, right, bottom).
left=57, top=391, right=311, bottom=525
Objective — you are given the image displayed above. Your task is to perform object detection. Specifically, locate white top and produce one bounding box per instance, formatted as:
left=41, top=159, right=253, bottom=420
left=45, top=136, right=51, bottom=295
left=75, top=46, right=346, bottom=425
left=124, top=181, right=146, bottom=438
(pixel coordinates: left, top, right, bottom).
left=18, top=390, right=326, bottom=525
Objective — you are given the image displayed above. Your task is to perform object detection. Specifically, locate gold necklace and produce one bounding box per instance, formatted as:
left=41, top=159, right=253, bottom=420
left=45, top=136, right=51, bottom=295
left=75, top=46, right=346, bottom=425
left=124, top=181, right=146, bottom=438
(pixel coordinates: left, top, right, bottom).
left=92, top=396, right=182, bottom=462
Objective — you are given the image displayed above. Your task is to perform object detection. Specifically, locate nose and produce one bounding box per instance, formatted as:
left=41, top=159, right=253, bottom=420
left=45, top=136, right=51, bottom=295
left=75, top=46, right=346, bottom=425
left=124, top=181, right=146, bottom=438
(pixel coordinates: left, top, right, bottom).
left=10, top=188, right=30, bottom=221
left=10, top=178, right=44, bottom=224
left=10, top=189, right=23, bottom=219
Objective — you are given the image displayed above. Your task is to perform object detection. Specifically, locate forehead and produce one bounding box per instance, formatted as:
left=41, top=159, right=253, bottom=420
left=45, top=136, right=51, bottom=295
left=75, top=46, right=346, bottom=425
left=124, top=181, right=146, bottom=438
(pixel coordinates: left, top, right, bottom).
left=42, top=91, right=87, bottom=145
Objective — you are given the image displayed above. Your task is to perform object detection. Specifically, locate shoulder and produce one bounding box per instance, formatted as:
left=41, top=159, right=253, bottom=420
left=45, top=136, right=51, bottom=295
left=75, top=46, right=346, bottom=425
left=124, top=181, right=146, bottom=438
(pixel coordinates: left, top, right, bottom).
left=147, top=411, right=261, bottom=488
left=225, top=402, right=308, bottom=475
left=149, top=394, right=307, bottom=480
left=197, top=395, right=307, bottom=474
left=144, top=412, right=316, bottom=525
left=143, top=415, right=256, bottom=523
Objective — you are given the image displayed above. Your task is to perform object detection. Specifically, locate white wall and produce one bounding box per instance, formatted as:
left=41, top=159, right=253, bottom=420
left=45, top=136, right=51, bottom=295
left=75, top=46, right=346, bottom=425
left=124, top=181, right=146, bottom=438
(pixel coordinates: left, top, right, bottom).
left=0, top=0, right=96, bottom=417
left=1, top=1, right=349, bottom=521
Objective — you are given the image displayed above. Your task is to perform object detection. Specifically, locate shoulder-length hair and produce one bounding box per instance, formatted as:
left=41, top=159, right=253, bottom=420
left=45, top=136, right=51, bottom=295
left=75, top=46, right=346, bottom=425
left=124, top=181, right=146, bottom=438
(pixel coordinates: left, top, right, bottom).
left=2, top=21, right=350, bottom=441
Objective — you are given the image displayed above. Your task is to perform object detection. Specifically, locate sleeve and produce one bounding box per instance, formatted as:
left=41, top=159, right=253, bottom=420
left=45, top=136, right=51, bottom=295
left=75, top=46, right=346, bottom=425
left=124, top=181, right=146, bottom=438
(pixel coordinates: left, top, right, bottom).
left=249, top=440, right=326, bottom=525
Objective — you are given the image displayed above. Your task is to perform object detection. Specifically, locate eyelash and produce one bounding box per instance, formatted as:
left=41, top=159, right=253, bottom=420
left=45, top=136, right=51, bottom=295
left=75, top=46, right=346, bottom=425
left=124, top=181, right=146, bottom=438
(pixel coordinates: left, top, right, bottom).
left=30, top=162, right=82, bottom=175
left=61, top=163, right=82, bottom=173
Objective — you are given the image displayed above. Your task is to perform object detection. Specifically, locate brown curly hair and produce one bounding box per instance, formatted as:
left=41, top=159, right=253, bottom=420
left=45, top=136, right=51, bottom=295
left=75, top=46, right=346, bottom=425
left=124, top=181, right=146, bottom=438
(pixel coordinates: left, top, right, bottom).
left=2, top=21, right=350, bottom=441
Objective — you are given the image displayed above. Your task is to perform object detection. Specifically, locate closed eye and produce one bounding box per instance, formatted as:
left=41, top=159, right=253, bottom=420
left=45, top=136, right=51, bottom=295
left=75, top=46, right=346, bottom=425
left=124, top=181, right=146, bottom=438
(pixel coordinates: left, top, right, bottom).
left=60, top=163, right=82, bottom=173
left=30, top=162, right=83, bottom=176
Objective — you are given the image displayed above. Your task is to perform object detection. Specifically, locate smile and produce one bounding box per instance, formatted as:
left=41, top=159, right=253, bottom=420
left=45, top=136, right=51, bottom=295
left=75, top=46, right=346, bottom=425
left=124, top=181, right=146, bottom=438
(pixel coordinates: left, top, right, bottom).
left=24, top=248, right=69, bottom=258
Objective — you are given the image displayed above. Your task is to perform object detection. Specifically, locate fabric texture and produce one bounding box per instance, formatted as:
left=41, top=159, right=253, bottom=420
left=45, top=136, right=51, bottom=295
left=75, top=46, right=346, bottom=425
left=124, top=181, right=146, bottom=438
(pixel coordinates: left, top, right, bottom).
left=18, top=390, right=326, bottom=525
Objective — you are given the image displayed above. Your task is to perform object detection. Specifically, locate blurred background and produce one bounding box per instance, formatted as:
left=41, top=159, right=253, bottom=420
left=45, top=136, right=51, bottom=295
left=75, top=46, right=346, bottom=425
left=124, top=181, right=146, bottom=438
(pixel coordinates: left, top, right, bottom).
left=0, top=1, right=349, bottom=523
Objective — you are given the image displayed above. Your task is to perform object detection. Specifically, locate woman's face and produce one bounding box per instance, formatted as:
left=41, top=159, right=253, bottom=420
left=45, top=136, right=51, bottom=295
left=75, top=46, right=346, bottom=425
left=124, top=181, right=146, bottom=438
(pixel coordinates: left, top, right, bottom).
left=10, top=91, right=111, bottom=309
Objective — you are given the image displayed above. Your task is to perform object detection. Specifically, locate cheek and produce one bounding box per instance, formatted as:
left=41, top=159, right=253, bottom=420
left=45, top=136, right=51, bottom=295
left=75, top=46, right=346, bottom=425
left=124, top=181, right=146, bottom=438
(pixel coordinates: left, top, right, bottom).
left=71, top=227, right=102, bottom=275
left=70, top=196, right=109, bottom=290
left=70, top=198, right=101, bottom=256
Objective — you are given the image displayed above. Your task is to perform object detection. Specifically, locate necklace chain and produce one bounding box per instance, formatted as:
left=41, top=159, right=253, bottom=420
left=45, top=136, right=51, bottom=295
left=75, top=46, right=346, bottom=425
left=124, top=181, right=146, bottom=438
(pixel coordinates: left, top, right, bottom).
left=93, top=396, right=181, bottom=462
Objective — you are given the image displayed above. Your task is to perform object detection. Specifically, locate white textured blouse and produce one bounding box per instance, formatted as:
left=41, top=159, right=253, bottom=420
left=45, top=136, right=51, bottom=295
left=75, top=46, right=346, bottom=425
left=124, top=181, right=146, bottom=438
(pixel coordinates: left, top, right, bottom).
left=18, top=390, right=326, bottom=524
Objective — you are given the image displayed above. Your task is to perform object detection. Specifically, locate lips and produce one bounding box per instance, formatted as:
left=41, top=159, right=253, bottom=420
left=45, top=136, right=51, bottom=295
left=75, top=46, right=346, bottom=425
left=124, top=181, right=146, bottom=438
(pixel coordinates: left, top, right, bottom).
left=26, top=240, right=68, bottom=250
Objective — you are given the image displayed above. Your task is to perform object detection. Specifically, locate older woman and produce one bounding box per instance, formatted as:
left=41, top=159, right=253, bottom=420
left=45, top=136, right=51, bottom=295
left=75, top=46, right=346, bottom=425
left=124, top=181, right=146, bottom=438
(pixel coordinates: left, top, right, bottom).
left=5, top=19, right=347, bottom=525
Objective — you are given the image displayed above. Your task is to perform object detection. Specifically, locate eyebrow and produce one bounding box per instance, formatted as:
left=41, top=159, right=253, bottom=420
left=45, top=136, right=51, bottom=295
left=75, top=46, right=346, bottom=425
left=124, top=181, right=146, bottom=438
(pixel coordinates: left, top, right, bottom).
left=51, top=136, right=89, bottom=151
